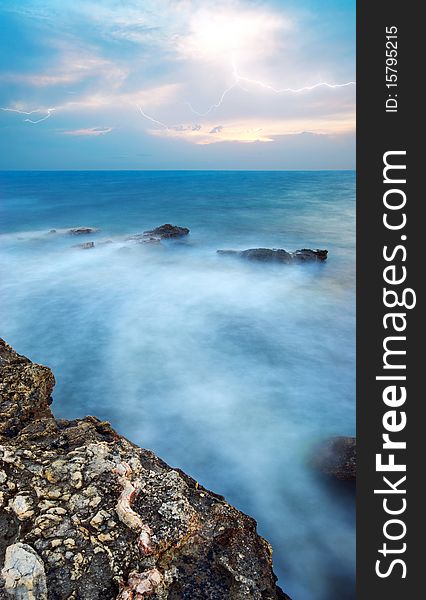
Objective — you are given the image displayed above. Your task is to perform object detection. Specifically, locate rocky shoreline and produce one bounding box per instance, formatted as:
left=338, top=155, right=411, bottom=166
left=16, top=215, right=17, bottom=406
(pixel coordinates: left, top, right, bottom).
left=0, top=339, right=290, bottom=600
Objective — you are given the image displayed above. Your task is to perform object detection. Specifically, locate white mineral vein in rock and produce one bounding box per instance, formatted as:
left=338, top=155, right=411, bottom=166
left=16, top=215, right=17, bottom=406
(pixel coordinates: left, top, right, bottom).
left=113, top=461, right=153, bottom=555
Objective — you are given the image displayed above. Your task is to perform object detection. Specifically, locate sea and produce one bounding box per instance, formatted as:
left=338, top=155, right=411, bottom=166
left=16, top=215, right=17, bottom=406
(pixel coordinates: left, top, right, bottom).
left=0, top=170, right=355, bottom=600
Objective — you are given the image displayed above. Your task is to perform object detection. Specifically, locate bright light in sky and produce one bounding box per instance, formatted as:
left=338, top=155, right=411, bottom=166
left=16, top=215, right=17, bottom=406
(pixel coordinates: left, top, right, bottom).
left=179, top=8, right=287, bottom=63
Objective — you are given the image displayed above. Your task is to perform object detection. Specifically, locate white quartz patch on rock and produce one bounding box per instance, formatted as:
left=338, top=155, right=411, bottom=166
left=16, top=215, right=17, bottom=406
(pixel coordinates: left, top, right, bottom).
left=1, top=543, right=47, bottom=600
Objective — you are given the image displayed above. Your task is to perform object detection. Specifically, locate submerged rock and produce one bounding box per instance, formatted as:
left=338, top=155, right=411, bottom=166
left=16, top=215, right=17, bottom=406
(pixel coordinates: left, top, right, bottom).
left=142, top=224, right=190, bottom=240
left=126, top=234, right=162, bottom=245
left=218, top=249, right=292, bottom=263
left=217, top=248, right=328, bottom=263
left=73, top=242, right=95, bottom=250
left=0, top=339, right=289, bottom=600
left=68, top=227, right=99, bottom=236
left=312, top=436, right=356, bottom=481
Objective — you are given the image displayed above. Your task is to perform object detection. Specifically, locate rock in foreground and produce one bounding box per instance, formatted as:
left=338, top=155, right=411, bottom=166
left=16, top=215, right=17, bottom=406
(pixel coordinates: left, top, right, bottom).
left=0, top=339, right=288, bottom=600
left=312, top=436, right=356, bottom=481
left=217, top=248, right=328, bottom=264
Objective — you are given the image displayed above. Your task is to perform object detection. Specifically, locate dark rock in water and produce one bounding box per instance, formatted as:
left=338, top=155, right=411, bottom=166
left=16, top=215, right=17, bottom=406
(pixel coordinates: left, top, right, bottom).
left=126, top=224, right=189, bottom=245
left=48, top=229, right=57, bottom=235
left=73, top=241, right=95, bottom=249
left=292, top=249, right=328, bottom=263
left=68, top=227, right=99, bottom=236
left=243, top=249, right=292, bottom=263
left=218, top=248, right=328, bottom=264
left=312, top=436, right=356, bottom=481
left=143, top=224, right=190, bottom=239
left=0, top=338, right=288, bottom=600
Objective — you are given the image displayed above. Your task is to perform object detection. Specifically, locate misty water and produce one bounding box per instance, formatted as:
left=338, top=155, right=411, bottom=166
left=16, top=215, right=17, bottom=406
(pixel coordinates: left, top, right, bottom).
left=1, top=171, right=355, bottom=600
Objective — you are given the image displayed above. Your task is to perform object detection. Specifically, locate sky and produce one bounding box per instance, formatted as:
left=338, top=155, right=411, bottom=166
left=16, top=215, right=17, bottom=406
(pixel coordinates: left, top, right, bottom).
left=0, top=0, right=355, bottom=170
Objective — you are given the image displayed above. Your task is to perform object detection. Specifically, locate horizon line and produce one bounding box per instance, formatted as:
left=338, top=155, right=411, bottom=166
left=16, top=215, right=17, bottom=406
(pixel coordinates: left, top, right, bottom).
left=0, top=168, right=356, bottom=173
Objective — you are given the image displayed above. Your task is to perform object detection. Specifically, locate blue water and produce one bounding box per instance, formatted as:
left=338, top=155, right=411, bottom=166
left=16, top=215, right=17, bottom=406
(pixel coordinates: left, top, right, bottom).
left=0, top=171, right=355, bottom=600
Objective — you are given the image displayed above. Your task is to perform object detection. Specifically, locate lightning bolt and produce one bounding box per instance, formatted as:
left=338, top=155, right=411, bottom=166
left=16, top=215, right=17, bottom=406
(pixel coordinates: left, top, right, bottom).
left=187, top=60, right=356, bottom=117
left=1, top=65, right=356, bottom=130
left=137, top=105, right=169, bottom=130
left=187, top=82, right=239, bottom=118
left=0, top=107, right=56, bottom=124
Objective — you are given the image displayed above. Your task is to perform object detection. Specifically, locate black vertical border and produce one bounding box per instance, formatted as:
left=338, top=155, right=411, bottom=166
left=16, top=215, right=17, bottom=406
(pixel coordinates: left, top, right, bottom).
left=357, top=1, right=420, bottom=597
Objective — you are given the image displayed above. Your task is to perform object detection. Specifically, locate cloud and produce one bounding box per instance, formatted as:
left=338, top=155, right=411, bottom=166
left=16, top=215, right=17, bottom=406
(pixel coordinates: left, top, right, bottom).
left=62, top=126, right=113, bottom=136
left=145, top=112, right=355, bottom=145
left=0, top=40, right=128, bottom=89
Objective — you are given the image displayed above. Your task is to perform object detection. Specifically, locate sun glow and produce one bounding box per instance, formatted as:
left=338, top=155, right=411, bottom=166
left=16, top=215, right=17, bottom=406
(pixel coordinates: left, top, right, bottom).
left=178, top=8, right=287, bottom=63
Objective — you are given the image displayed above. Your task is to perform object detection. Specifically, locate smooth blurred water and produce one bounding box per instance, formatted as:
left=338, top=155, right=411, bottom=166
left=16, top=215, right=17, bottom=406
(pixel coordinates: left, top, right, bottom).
left=0, top=171, right=355, bottom=600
